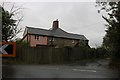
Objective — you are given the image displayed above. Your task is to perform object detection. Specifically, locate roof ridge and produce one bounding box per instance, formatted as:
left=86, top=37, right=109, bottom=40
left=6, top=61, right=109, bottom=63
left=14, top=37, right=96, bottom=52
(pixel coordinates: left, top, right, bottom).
left=59, top=28, right=82, bottom=35
left=26, top=26, right=49, bottom=31
left=58, top=28, right=83, bottom=36
left=57, top=28, right=69, bottom=33
left=68, top=32, right=83, bottom=36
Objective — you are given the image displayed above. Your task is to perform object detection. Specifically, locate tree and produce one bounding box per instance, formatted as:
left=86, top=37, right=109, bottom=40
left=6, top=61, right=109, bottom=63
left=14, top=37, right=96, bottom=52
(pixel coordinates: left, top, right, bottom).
left=0, top=7, right=2, bottom=41
left=96, top=1, right=120, bottom=60
left=1, top=4, right=23, bottom=42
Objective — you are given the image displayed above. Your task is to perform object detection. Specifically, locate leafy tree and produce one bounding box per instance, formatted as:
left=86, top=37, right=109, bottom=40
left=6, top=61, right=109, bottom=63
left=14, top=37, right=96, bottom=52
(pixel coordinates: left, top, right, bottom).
left=16, top=38, right=29, bottom=47
left=0, top=7, right=2, bottom=41
left=96, top=1, right=120, bottom=60
left=1, top=4, right=23, bottom=42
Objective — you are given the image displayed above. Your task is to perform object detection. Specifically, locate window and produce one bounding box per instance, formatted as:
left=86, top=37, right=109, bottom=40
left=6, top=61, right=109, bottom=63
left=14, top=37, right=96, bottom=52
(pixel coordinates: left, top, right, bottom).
left=49, top=38, right=54, bottom=41
left=35, top=35, right=39, bottom=40
left=52, top=38, right=55, bottom=41
left=35, top=35, right=37, bottom=39
left=37, top=35, right=39, bottom=40
left=72, top=40, right=75, bottom=43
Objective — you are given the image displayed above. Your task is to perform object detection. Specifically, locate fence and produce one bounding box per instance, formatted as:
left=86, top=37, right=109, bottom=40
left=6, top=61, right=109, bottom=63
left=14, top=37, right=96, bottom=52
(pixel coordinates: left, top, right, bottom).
left=3, top=46, right=107, bottom=64
left=16, top=47, right=67, bottom=64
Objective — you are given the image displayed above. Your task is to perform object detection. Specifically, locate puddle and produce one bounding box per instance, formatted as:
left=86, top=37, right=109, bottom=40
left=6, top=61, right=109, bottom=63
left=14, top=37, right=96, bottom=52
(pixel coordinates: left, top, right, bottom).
left=73, top=69, right=97, bottom=72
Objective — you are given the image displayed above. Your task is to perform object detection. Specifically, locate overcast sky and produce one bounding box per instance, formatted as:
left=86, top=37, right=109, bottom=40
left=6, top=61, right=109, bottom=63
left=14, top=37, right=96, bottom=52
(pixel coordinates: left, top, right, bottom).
left=3, top=2, right=107, bottom=48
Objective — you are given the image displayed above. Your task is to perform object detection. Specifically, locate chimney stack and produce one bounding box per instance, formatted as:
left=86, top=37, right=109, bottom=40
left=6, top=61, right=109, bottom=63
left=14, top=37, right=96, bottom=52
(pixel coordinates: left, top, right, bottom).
left=52, top=19, right=59, bottom=30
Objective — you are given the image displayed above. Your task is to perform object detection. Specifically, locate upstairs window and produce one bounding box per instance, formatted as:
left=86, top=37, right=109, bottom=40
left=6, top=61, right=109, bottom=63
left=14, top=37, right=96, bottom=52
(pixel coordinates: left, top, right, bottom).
left=35, top=35, right=39, bottom=40
left=72, top=40, right=75, bottom=43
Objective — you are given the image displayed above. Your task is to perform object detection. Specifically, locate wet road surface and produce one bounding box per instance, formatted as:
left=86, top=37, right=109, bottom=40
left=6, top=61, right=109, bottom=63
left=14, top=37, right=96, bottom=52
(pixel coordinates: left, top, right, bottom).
left=2, top=64, right=119, bottom=78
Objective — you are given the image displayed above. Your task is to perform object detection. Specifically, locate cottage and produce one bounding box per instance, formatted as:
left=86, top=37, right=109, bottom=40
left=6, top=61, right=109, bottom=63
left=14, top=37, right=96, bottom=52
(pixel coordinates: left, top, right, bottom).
left=21, top=20, right=89, bottom=47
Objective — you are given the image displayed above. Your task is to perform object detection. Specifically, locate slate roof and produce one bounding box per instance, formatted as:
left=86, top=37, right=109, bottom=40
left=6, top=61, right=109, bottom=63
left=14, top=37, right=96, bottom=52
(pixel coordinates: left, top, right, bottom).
left=26, top=27, right=88, bottom=40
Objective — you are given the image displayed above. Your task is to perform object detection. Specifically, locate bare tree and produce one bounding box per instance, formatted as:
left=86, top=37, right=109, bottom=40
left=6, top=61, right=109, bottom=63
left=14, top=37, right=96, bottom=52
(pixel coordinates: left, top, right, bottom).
left=1, top=3, right=23, bottom=42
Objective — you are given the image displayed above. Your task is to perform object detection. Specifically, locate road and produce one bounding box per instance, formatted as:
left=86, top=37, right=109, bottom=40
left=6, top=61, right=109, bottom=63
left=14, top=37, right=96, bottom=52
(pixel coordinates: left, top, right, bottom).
left=2, top=64, right=119, bottom=78
left=0, top=58, right=2, bottom=79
